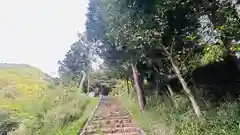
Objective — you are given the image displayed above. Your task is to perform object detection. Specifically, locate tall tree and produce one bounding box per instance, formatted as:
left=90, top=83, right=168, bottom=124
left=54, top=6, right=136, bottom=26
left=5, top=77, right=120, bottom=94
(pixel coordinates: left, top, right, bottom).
left=85, top=0, right=240, bottom=117
left=58, top=33, right=95, bottom=89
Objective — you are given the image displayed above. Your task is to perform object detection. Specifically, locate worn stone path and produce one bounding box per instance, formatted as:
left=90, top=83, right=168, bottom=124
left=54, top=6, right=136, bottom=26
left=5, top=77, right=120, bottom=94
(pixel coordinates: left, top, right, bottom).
left=80, top=96, right=144, bottom=135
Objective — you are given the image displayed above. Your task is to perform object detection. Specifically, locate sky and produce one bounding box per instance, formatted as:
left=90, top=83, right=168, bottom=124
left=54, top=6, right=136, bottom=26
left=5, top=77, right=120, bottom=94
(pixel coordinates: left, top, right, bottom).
left=0, top=0, right=89, bottom=77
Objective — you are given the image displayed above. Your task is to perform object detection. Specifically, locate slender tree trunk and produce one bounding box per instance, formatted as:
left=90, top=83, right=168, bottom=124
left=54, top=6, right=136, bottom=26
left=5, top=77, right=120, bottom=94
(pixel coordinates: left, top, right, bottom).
left=87, top=73, right=90, bottom=93
left=79, top=71, right=86, bottom=92
left=131, top=63, right=146, bottom=112
left=127, top=77, right=130, bottom=95
left=166, top=84, right=178, bottom=108
left=130, top=77, right=136, bottom=92
left=163, top=47, right=202, bottom=117
left=166, top=84, right=174, bottom=97
left=170, top=57, right=201, bottom=117
left=154, top=85, right=159, bottom=97
left=129, top=76, right=136, bottom=99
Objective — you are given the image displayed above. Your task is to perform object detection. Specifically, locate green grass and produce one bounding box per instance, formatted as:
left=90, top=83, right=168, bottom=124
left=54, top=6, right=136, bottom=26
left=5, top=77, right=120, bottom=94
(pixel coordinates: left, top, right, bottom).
left=114, top=78, right=240, bottom=135
left=113, top=80, right=171, bottom=135
left=42, top=97, right=98, bottom=135
left=0, top=64, right=98, bottom=135
left=120, top=93, right=172, bottom=135
left=120, top=92, right=240, bottom=135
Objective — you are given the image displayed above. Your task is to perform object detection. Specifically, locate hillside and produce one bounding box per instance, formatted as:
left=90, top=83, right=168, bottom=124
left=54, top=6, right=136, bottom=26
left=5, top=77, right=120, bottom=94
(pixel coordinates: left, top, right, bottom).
left=0, top=64, right=97, bottom=135
left=0, top=64, right=53, bottom=110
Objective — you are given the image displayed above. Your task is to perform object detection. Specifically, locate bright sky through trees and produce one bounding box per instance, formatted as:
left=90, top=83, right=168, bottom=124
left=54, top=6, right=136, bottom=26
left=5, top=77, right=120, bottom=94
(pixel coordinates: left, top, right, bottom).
left=0, top=0, right=89, bottom=77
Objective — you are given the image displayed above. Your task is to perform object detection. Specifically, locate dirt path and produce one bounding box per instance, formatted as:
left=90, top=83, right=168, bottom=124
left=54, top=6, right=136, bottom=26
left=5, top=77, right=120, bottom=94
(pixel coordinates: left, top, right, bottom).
left=80, top=96, right=144, bottom=135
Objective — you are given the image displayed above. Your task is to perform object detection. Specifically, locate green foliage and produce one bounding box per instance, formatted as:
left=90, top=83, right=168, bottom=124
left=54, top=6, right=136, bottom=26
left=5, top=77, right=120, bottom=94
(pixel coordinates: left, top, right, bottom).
left=231, top=44, right=240, bottom=51
left=174, top=102, right=240, bottom=135
left=0, top=109, right=19, bottom=135
left=120, top=93, right=172, bottom=135
left=110, top=79, right=127, bottom=96
left=85, top=0, right=240, bottom=134
left=0, top=64, right=98, bottom=135
left=203, top=44, right=227, bottom=64
left=18, top=90, right=98, bottom=135
left=185, top=54, right=202, bottom=71
left=217, top=1, right=240, bottom=40
left=121, top=92, right=240, bottom=135
left=0, top=64, right=50, bottom=110
left=58, top=33, right=95, bottom=85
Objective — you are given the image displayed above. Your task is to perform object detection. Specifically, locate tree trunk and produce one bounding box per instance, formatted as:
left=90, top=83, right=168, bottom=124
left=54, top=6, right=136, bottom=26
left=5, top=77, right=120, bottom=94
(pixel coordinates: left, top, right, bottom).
left=166, top=84, right=178, bottom=108
left=127, top=77, right=130, bottom=95
left=87, top=73, right=90, bottom=93
left=162, top=46, right=202, bottom=117
left=130, top=77, right=135, bottom=91
left=131, top=63, right=146, bottom=112
left=169, top=57, right=202, bottom=117
left=129, top=76, right=136, bottom=99
left=154, top=85, right=159, bottom=97
left=79, top=71, right=86, bottom=92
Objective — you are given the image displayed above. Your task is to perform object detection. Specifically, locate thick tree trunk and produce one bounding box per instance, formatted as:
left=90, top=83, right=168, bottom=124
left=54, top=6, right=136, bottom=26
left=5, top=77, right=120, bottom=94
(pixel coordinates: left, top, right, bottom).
left=131, top=64, right=146, bottom=112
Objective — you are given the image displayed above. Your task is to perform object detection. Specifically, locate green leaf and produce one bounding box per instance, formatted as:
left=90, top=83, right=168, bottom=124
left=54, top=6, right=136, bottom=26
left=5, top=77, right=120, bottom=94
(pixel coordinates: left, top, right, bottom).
left=216, top=25, right=224, bottom=30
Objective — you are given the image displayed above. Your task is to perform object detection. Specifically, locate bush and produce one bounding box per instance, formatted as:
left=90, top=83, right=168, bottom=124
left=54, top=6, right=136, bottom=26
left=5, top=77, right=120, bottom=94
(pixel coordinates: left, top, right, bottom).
left=0, top=109, right=19, bottom=135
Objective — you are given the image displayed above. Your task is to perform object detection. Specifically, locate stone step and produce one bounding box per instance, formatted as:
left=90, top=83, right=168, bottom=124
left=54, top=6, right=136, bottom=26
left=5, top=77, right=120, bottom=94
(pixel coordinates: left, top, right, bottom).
left=83, top=132, right=140, bottom=135
left=91, top=115, right=131, bottom=121
left=86, top=122, right=135, bottom=129
left=84, top=127, right=138, bottom=134
left=80, top=97, right=143, bottom=135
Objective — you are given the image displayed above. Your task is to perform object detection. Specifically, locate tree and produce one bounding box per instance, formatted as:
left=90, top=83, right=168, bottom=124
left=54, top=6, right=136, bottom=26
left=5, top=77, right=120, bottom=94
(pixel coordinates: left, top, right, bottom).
left=85, top=0, right=240, bottom=117
left=58, top=33, right=95, bottom=90
left=86, top=0, right=148, bottom=110
left=194, top=0, right=240, bottom=68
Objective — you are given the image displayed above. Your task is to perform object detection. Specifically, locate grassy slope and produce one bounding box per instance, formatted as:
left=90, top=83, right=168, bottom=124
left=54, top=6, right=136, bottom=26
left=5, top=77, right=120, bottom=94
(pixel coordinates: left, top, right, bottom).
left=0, top=64, right=98, bottom=135
left=0, top=64, right=50, bottom=110
left=116, top=80, right=240, bottom=135
left=121, top=94, right=240, bottom=135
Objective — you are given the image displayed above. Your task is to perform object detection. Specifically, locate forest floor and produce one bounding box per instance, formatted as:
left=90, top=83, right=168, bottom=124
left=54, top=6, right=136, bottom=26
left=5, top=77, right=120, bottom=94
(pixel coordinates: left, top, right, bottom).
left=80, top=96, right=144, bottom=135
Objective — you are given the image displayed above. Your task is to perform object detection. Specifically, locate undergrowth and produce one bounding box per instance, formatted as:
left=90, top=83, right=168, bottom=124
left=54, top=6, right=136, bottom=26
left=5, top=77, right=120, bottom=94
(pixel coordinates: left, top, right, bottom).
left=0, top=64, right=98, bottom=135
left=115, top=78, right=240, bottom=135
left=121, top=93, right=240, bottom=135
left=1, top=88, right=98, bottom=135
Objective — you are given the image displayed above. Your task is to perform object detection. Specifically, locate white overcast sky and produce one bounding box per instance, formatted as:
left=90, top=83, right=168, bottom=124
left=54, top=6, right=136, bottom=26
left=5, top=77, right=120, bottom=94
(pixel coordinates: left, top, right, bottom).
left=0, top=0, right=89, bottom=77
